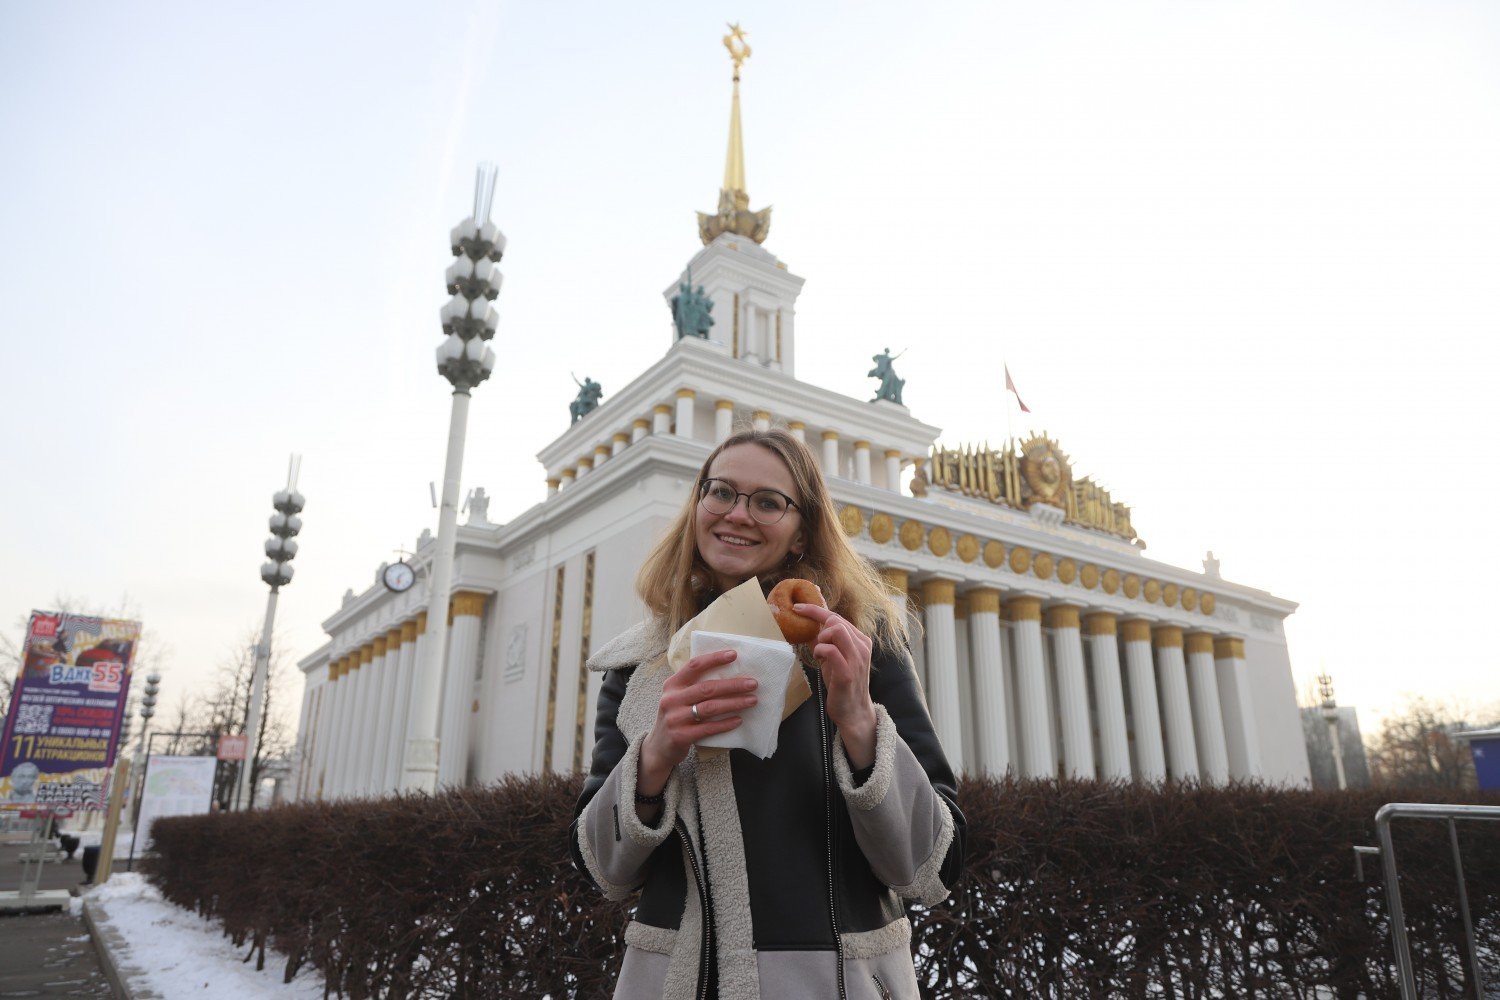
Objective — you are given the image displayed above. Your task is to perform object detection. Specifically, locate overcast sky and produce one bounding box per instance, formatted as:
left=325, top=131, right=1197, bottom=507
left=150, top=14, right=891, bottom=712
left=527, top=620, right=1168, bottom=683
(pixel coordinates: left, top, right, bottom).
left=2, top=1, right=1497, bottom=736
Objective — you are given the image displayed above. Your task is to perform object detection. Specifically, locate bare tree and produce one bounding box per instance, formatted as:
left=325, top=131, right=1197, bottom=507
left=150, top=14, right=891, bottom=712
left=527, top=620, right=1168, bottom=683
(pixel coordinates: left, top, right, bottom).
left=1366, top=696, right=1498, bottom=790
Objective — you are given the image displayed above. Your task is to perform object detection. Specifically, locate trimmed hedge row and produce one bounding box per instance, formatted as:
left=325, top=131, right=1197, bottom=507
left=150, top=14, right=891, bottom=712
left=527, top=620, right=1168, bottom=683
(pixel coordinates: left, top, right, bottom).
left=143, top=775, right=1500, bottom=998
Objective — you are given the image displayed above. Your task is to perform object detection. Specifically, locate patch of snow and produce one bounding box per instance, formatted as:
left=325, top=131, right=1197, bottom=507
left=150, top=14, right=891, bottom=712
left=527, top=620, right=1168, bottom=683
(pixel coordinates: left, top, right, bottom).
left=88, top=874, right=325, bottom=998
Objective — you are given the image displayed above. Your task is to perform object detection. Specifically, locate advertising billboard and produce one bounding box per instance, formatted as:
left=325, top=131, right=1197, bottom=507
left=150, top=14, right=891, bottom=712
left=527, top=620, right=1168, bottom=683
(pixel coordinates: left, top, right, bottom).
left=0, top=611, right=140, bottom=810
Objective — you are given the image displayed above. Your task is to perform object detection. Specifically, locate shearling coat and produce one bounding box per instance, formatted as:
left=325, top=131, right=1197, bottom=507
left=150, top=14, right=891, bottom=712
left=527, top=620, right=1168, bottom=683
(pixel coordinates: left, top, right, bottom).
left=570, top=619, right=965, bottom=1000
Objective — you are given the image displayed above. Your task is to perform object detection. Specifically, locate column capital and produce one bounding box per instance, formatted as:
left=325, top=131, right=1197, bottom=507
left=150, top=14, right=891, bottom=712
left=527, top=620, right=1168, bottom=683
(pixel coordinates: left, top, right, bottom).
left=1213, top=636, right=1246, bottom=660
left=1152, top=625, right=1184, bottom=648
left=716, top=399, right=735, bottom=410
left=1185, top=632, right=1216, bottom=655
left=954, top=594, right=970, bottom=619
left=373, top=636, right=388, bottom=657
left=884, top=449, right=902, bottom=459
left=576, top=456, right=593, bottom=470
left=451, top=591, right=487, bottom=617
left=546, top=477, right=561, bottom=490
left=878, top=566, right=910, bottom=593
left=676, top=388, right=697, bottom=399
left=594, top=445, right=610, bottom=458
left=359, top=645, right=373, bottom=665
left=401, top=620, right=418, bottom=642
left=966, top=587, right=1002, bottom=614
left=612, top=432, right=630, bottom=443
left=633, top=418, right=651, bottom=429
left=752, top=409, right=771, bottom=421
left=653, top=403, right=673, bottom=415
left=854, top=439, right=871, bottom=450
left=1004, top=595, right=1042, bottom=622
left=1121, top=619, right=1152, bottom=643
left=560, top=469, right=576, bottom=482
left=416, top=610, right=429, bottom=634
left=1083, top=611, right=1118, bottom=636
left=921, top=578, right=956, bottom=606
left=821, top=429, right=840, bottom=441
left=1045, top=604, right=1081, bottom=630
left=788, top=420, right=806, bottom=430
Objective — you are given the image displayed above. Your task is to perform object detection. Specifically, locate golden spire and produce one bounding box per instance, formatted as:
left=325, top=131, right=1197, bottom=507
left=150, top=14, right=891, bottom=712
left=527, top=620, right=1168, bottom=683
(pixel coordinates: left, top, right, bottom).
left=698, top=23, right=772, bottom=245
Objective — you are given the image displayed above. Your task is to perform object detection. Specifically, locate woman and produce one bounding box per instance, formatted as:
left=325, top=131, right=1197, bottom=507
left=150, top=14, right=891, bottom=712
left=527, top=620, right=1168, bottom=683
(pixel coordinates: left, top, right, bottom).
left=571, top=429, right=964, bottom=999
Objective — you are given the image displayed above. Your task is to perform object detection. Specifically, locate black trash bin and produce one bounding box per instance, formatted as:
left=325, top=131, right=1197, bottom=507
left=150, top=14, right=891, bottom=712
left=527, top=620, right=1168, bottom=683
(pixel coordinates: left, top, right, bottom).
left=81, top=844, right=100, bottom=884
left=59, top=834, right=79, bottom=859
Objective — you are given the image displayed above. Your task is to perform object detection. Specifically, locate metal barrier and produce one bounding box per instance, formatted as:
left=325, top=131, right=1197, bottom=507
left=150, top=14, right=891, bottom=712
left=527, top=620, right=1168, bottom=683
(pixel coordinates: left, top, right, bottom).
left=1356, top=803, right=1500, bottom=999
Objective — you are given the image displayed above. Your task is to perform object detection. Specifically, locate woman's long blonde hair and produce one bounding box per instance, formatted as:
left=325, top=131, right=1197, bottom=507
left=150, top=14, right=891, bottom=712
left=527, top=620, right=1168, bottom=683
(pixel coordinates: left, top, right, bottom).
left=636, top=429, right=910, bottom=653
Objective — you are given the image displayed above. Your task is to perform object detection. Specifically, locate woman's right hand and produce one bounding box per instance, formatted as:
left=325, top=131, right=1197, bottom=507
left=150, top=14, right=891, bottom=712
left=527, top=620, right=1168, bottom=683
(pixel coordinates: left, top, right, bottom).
left=637, top=649, right=759, bottom=795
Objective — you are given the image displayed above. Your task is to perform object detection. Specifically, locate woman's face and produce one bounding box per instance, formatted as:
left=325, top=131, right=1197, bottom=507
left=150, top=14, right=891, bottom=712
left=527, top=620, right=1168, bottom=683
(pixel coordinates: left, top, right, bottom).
left=695, top=443, right=806, bottom=594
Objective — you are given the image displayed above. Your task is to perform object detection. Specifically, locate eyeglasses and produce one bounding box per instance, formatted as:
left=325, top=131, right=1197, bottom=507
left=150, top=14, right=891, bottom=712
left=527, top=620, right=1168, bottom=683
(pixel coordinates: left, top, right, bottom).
left=698, top=478, right=800, bottom=525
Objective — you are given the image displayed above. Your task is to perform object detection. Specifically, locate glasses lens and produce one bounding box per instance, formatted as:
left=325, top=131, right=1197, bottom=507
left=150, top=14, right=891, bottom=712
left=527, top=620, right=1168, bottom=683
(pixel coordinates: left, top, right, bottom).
left=748, top=490, right=789, bottom=524
left=701, top=481, right=736, bottom=514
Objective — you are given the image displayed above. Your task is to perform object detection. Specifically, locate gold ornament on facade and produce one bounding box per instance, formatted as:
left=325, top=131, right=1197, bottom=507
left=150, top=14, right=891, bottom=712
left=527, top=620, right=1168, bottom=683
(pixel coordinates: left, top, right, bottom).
left=926, top=435, right=1139, bottom=543
left=869, top=512, right=894, bottom=544
left=1102, top=568, right=1120, bottom=594
left=1057, top=557, right=1077, bottom=585
left=1009, top=546, right=1031, bottom=574
left=899, top=519, right=925, bottom=551
left=839, top=505, right=864, bottom=537
left=928, top=526, right=952, bottom=557
left=1162, top=583, right=1179, bottom=608
left=1033, top=551, right=1054, bottom=580
left=956, top=533, right=979, bottom=563
left=1123, top=574, right=1141, bottom=599
left=1080, top=564, right=1099, bottom=590
left=1201, top=593, right=1216, bottom=615
left=1143, top=579, right=1161, bottom=604
left=983, top=540, right=1005, bottom=568
left=698, top=24, right=772, bottom=245
left=1181, top=588, right=1198, bottom=612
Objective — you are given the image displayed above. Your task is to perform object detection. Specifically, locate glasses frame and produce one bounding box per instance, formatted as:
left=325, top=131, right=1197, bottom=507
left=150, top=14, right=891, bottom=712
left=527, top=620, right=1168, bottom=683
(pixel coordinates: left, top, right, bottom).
left=697, top=478, right=801, bottom=525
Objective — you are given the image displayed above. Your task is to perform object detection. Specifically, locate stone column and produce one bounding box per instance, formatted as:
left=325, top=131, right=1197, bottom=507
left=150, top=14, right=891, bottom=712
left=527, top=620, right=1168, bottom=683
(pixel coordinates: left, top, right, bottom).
left=1006, top=596, right=1054, bottom=778
left=398, top=614, right=429, bottom=790
left=953, top=595, right=976, bottom=772
left=1084, top=612, right=1131, bottom=781
left=1047, top=605, right=1095, bottom=780
left=558, top=469, right=575, bottom=491
left=438, top=592, right=488, bottom=787
left=353, top=642, right=384, bottom=794
left=884, top=450, right=902, bottom=491
left=821, top=430, right=840, bottom=478
left=1213, top=637, right=1264, bottom=780
left=546, top=477, right=560, bottom=496
left=612, top=432, right=629, bottom=456
left=385, top=620, right=419, bottom=789
left=632, top=417, right=650, bottom=443
left=574, top=455, right=592, bottom=480
left=854, top=440, right=872, bottom=484
left=788, top=420, right=806, bottom=444
left=920, top=579, right=963, bottom=771
left=1184, top=633, right=1230, bottom=784
left=1121, top=620, right=1166, bottom=782
left=752, top=409, right=771, bottom=433
left=371, top=632, right=403, bottom=793
left=715, top=399, right=734, bottom=441
left=652, top=403, right=672, bottom=435
left=313, top=659, right=343, bottom=798
left=879, top=566, right=909, bottom=622
left=326, top=656, right=353, bottom=797
left=593, top=444, right=610, bottom=469
left=1153, top=626, right=1199, bottom=781
left=967, top=588, right=1010, bottom=776
left=337, top=647, right=370, bottom=796
left=674, top=389, right=696, bottom=438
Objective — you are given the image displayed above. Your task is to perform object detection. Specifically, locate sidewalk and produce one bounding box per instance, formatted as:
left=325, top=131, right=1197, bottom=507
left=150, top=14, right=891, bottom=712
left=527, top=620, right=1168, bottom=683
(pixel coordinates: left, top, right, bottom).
left=0, top=840, right=113, bottom=998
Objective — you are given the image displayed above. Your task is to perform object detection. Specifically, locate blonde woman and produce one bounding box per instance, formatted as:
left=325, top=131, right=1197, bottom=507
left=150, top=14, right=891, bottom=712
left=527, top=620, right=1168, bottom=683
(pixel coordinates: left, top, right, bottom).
left=571, top=429, right=964, bottom=1000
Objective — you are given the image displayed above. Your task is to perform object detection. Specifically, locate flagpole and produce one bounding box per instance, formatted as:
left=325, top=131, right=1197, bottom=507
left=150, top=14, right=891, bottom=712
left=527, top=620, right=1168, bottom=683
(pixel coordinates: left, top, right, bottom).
left=1004, top=359, right=1014, bottom=447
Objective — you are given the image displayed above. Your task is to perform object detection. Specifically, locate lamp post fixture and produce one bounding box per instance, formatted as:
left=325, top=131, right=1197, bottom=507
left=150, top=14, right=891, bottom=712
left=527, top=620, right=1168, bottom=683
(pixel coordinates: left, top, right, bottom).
left=129, top=671, right=159, bottom=819
left=402, top=164, right=502, bottom=793
left=1317, top=671, right=1348, bottom=791
left=234, top=457, right=304, bottom=810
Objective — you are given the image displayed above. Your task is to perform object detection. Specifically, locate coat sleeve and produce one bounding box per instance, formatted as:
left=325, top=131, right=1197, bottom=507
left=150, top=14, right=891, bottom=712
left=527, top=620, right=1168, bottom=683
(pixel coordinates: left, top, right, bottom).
left=830, top=646, right=965, bottom=905
left=569, top=666, right=682, bottom=901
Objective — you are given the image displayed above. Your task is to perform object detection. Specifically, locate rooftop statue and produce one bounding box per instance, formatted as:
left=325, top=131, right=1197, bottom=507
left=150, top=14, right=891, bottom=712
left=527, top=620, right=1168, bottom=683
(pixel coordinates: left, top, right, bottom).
left=671, top=271, right=715, bottom=340
left=868, top=348, right=906, bottom=404
left=569, top=375, right=603, bottom=425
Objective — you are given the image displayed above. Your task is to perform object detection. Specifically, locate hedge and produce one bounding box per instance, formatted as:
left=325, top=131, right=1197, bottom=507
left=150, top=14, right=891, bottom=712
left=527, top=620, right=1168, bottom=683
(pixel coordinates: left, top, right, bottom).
left=142, top=775, right=1500, bottom=998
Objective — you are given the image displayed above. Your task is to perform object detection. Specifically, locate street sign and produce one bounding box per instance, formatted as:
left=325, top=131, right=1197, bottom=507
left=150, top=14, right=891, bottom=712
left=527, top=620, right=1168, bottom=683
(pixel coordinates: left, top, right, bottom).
left=217, top=735, right=248, bottom=761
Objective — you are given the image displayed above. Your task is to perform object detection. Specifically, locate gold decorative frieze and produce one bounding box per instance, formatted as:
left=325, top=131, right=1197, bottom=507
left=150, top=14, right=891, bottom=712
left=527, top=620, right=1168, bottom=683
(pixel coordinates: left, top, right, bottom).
left=839, top=505, right=864, bottom=537
left=1163, top=583, right=1180, bottom=608
left=869, top=512, right=894, bottom=544
left=1057, top=558, right=1077, bottom=585
left=899, top=519, right=925, bottom=551
left=983, top=540, right=1005, bottom=568
left=1080, top=564, right=1099, bottom=590
left=1201, top=594, right=1216, bottom=616
left=928, top=526, right=952, bottom=557
left=1033, top=552, right=1054, bottom=580
left=1181, top=588, right=1198, bottom=612
left=1123, top=574, right=1141, bottom=599
left=1144, top=579, right=1161, bottom=604
left=1009, top=546, right=1031, bottom=574
left=926, top=435, right=1139, bottom=543
left=956, top=534, right=978, bottom=563
left=1102, top=569, right=1120, bottom=595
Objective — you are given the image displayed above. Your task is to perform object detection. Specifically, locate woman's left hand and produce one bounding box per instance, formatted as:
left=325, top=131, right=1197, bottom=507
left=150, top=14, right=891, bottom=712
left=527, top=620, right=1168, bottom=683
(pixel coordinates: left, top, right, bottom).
left=794, top=602, right=878, bottom=769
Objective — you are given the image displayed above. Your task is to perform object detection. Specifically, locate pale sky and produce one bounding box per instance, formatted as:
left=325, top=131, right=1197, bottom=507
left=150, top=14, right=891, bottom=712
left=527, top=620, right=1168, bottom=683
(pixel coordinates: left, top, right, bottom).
left=2, top=1, right=1497, bottom=737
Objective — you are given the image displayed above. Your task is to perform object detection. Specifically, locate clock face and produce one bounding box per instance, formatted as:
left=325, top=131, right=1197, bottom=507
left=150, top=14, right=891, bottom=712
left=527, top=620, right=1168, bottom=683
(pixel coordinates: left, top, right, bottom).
left=383, top=561, right=416, bottom=593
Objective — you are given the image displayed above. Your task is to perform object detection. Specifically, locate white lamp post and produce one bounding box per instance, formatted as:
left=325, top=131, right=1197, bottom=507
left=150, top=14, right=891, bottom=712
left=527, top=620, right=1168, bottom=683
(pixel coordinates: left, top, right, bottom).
left=235, top=457, right=303, bottom=810
left=402, top=164, right=502, bottom=793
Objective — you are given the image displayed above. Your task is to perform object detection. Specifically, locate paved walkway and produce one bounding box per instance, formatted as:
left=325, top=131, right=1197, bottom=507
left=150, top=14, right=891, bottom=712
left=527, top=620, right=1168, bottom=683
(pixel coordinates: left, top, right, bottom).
left=0, top=841, right=116, bottom=998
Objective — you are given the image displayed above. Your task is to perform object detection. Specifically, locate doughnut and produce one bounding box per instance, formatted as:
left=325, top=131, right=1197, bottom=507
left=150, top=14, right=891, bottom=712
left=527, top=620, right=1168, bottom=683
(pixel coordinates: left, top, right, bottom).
left=767, top=579, right=826, bottom=644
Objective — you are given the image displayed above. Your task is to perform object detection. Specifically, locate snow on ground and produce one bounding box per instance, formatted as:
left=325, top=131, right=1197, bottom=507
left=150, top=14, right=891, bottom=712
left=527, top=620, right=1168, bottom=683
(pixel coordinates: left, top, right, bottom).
left=87, top=873, right=325, bottom=998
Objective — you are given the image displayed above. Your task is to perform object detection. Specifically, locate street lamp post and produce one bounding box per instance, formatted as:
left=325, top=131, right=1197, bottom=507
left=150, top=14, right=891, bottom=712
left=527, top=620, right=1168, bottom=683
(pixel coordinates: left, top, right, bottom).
left=402, top=164, right=502, bottom=793
left=235, top=457, right=304, bottom=810
left=1317, top=672, right=1348, bottom=791
left=129, top=671, right=159, bottom=821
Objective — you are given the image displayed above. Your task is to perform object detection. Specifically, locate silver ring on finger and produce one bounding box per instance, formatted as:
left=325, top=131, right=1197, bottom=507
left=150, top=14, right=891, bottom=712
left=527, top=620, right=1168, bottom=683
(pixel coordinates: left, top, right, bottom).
left=691, top=702, right=702, bottom=724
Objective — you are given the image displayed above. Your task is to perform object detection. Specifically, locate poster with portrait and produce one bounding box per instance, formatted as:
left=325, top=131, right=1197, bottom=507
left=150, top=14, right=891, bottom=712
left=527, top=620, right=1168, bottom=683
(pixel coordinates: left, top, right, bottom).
left=0, top=611, right=140, bottom=810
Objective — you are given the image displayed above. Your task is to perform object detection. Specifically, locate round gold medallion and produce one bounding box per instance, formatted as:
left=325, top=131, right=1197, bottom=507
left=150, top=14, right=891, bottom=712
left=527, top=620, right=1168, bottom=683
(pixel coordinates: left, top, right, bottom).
left=1057, top=558, right=1077, bottom=585
left=1201, top=593, right=1216, bottom=615
left=1033, top=551, right=1054, bottom=580
left=983, top=540, right=1005, bottom=568
left=868, top=512, right=894, bottom=544
left=839, top=505, right=864, bottom=537
left=1009, top=546, right=1032, bottom=574
left=1080, top=564, right=1099, bottom=589
left=1143, top=579, right=1161, bottom=603
left=1162, top=583, right=1179, bottom=608
left=899, top=520, right=925, bottom=551
left=928, top=526, right=953, bottom=558
left=1181, top=587, right=1198, bottom=611
left=1123, top=574, right=1141, bottom=599
left=1102, top=568, right=1120, bottom=594
left=956, top=533, right=979, bottom=563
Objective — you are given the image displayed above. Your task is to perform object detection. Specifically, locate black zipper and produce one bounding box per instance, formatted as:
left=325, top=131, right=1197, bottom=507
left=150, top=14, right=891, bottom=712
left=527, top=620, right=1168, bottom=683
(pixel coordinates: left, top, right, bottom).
left=815, top=670, right=848, bottom=1000
left=677, top=818, right=713, bottom=1000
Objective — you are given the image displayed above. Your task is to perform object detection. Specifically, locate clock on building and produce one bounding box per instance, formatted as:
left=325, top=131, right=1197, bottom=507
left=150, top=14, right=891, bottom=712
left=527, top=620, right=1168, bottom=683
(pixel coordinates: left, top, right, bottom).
left=382, top=561, right=416, bottom=594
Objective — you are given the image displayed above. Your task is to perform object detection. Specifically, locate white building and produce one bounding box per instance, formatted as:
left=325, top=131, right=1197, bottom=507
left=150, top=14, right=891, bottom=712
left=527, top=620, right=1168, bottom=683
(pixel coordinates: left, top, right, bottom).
left=290, top=57, right=1312, bottom=800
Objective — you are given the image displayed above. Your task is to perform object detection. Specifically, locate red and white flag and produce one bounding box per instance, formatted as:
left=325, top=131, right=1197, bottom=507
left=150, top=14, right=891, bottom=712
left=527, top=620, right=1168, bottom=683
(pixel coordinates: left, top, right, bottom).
left=1004, top=364, right=1031, bottom=413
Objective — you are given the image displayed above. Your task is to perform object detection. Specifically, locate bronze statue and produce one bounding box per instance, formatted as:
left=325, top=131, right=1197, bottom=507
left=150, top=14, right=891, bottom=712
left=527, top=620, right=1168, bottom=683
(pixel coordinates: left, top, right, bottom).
left=868, top=348, right=906, bottom=404
left=671, top=270, right=715, bottom=340
left=569, top=375, right=603, bottom=424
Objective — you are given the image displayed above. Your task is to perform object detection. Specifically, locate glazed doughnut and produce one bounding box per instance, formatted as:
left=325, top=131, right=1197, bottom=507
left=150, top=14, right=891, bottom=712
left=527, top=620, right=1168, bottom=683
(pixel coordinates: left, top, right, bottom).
left=767, top=578, right=826, bottom=644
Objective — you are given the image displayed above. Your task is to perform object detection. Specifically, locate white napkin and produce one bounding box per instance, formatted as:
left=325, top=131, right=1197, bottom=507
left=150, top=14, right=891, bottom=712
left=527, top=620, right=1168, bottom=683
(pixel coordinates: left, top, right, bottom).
left=688, top=630, right=798, bottom=759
